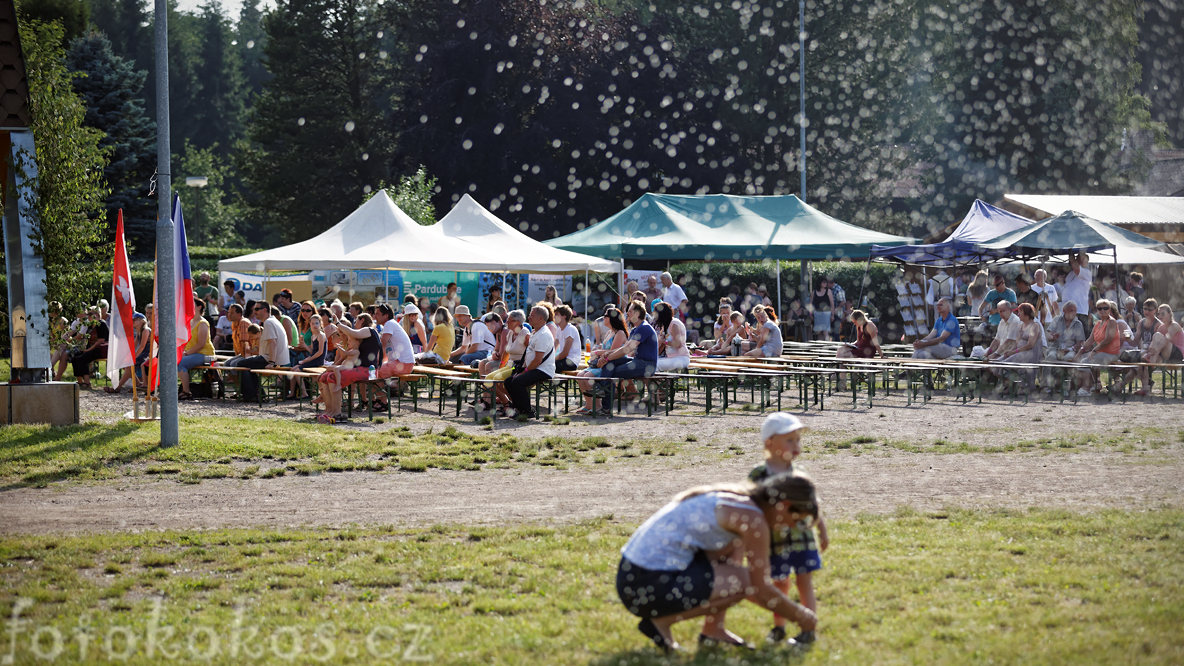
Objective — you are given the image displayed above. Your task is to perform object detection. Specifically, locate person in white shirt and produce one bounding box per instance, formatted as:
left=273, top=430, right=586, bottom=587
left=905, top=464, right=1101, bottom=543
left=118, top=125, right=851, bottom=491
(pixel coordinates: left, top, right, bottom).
left=553, top=305, right=583, bottom=373
left=660, top=272, right=688, bottom=319
left=219, top=279, right=237, bottom=311
left=212, top=311, right=234, bottom=350
left=374, top=303, right=415, bottom=378
left=450, top=305, right=497, bottom=366
left=1062, top=252, right=1092, bottom=328
left=985, top=301, right=1021, bottom=361
left=1031, top=268, right=1060, bottom=327
left=503, top=305, right=555, bottom=418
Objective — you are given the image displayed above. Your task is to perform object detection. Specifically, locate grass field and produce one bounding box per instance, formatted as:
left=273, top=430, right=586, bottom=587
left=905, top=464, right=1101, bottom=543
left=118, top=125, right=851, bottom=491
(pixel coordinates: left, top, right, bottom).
left=3, top=415, right=1181, bottom=489
left=0, top=509, right=1180, bottom=664
left=0, top=417, right=701, bottom=487
left=3, top=417, right=1181, bottom=488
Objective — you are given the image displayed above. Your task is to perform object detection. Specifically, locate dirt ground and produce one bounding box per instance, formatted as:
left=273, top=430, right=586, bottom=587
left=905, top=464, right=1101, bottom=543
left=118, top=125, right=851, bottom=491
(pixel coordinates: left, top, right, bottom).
left=2, top=390, right=1182, bottom=535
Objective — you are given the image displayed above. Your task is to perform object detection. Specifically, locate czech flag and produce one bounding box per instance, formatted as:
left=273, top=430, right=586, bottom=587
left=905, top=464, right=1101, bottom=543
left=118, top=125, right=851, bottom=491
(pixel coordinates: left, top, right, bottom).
left=149, top=196, right=194, bottom=389
left=106, top=211, right=136, bottom=385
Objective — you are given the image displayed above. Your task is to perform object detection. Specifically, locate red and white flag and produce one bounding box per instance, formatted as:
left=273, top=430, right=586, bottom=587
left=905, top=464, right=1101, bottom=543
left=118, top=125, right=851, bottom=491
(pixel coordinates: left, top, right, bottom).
left=148, top=196, right=195, bottom=389
left=106, top=211, right=137, bottom=384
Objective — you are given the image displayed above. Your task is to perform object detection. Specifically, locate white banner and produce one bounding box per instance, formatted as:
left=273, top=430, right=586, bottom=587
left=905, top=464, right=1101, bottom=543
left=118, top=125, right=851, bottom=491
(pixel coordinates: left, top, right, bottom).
left=527, top=274, right=571, bottom=303
left=219, top=271, right=267, bottom=302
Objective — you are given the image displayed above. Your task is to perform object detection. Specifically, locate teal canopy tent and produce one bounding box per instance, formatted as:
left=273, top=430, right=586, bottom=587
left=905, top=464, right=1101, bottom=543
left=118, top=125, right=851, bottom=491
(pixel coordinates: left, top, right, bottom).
left=545, top=193, right=913, bottom=261
left=978, top=210, right=1165, bottom=257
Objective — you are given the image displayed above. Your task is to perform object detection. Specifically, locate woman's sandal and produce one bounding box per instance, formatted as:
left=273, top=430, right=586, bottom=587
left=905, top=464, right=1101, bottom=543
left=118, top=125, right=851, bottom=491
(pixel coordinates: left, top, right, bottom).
left=316, top=414, right=334, bottom=424
left=573, top=406, right=593, bottom=415
left=698, top=633, right=755, bottom=649
left=637, top=619, right=673, bottom=653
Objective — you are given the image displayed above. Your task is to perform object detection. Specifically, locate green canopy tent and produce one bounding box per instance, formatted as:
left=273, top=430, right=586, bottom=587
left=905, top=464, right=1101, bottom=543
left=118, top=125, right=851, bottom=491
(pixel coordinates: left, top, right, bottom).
left=977, top=210, right=1166, bottom=256
left=545, top=193, right=913, bottom=310
left=978, top=210, right=1169, bottom=308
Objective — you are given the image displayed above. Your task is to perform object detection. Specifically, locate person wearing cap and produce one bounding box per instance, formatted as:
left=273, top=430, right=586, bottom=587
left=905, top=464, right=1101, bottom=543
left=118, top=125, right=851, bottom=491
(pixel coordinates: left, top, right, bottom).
left=450, top=305, right=497, bottom=366
left=400, top=303, right=428, bottom=354
left=698, top=412, right=827, bottom=647
left=617, top=470, right=819, bottom=653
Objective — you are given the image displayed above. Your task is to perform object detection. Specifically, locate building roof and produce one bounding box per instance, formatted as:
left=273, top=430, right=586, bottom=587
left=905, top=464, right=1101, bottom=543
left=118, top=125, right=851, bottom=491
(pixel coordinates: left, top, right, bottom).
left=1000, top=195, right=1184, bottom=225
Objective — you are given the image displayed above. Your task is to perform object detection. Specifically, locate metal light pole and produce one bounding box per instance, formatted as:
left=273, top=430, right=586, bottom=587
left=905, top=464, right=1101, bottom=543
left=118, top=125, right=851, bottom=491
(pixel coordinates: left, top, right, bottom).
left=798, top=0, right=810, bottom=334
left=155, top=0, right=177, bottom=447
left=185, top=176, right=208, bottom=241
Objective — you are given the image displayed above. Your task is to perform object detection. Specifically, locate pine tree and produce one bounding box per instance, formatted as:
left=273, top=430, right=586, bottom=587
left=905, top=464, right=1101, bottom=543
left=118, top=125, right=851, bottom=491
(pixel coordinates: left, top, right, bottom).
left=241, top=0, right=399, bottom=242
left=236, top=0, right=269, bottom=97
left=66, top=31, right=157, bottom=254
left=189, top=1, right=246, bottom=151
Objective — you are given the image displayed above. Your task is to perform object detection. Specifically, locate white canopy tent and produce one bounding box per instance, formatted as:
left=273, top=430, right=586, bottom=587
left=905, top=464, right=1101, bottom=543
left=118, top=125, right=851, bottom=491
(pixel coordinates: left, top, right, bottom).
left=430, top=194, right=620, bottom=273
left=218, top=191, right=504, bottom=272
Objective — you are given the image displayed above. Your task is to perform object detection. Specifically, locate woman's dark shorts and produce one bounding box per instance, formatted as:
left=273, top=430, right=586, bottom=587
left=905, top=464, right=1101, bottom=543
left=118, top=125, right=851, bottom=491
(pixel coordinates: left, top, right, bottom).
left=616, top=552, right=715, bottom=619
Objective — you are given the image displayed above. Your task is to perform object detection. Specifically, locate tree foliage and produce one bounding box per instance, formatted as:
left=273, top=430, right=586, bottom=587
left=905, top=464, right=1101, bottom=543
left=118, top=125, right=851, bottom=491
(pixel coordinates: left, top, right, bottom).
left=365, top=166, right=437, bottom=226
left=240, top=0, right=404, bottom=242
left=175, top=140, right=244, bottom=247
left=18, top=18, right=111, bottom=311
left=66, top=30, right=156, bottom=254
left=69, top=0, right=1174, bottom=248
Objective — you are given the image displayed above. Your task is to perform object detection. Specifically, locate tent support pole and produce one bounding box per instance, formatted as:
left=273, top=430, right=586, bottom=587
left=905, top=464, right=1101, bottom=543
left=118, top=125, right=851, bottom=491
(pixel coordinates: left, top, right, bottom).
left=501, top=273, right=506, bottom=312
left=1112, top=246, right=1118, bottom=302
left=857, top=257, right=871, bottom=311
left=584, top=269, right=589, bottom=324
left=776, top=260, right=782, bottom=319
left=619, top=257, right=625, bottom=308
left=800, top=260, right=810, bottom=339
left=384, top=269, right=389, bottom=303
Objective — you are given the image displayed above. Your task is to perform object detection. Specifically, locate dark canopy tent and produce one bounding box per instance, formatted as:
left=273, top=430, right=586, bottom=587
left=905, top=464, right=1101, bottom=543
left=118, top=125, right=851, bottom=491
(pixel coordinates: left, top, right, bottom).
left=545, top=193, right=913, bottom=261
left=978, top=210, right=1167, bottom=256
left=868, top=200, right=1035, bottom=267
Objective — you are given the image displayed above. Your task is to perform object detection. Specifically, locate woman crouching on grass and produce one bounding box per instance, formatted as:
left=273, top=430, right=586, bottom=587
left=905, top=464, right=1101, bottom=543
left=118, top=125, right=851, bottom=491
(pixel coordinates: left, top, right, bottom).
left=616, top=472, right=819, bottom=652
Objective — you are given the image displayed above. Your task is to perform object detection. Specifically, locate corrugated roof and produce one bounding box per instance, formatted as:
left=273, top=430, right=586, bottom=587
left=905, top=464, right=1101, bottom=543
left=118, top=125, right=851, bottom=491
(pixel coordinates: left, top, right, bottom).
left=1002, top=195, right=1184, bottom=225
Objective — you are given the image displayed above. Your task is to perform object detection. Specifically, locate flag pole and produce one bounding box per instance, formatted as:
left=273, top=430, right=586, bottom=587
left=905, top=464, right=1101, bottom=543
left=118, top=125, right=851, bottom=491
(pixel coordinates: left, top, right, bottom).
left=155, top=0, right=177, bottom=446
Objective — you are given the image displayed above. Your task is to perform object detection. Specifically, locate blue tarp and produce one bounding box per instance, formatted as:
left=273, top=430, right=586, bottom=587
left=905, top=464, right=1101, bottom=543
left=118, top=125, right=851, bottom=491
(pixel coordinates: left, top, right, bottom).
left=869, top=200, right=1035, bottom=267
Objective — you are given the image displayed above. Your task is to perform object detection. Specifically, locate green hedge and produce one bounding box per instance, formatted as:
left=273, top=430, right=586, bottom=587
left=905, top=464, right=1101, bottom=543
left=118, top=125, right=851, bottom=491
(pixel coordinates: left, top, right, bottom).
left=0, top=247, right=259, bottom=355
left=659, top=260, right=908, bottom=340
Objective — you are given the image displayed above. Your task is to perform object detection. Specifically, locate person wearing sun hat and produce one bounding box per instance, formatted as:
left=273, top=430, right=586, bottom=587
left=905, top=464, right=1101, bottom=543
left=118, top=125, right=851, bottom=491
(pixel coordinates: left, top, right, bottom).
left=450, top=304, right=496, bottom=366
left=700, top=411, right=828, bottom=648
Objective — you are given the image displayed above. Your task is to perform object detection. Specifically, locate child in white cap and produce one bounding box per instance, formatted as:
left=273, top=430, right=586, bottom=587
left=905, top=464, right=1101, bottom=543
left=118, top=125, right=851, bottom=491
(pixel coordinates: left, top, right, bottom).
left=702, top=412, right=828, bottom=647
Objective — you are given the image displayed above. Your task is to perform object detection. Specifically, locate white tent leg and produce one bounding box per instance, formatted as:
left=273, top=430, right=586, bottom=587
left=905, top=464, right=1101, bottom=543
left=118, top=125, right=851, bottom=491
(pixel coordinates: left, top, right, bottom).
left=584, top=268, right=589, bottom=323
left=776, top=259, right=782, bottom=317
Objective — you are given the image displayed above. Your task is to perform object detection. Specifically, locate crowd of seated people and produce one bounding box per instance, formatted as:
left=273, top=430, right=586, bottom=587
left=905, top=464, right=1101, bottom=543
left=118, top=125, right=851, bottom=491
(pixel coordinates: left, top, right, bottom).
left=901, top=256, right=1184, bottom=396
left=53, top=262, right=1184, bottom=414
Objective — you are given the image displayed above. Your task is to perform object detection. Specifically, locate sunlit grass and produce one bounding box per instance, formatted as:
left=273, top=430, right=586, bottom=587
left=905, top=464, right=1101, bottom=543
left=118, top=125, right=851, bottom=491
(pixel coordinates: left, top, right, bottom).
left=811, top=426, right=1182, bottom=457
left=0, top=509, right=1179, bottom=664
left=0, top=418, right=686, bottom=487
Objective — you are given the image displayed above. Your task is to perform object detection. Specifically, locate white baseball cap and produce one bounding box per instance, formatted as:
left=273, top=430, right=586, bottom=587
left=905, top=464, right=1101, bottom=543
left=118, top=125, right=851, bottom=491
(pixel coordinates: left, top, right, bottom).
left=760, top=412, right=805, bottom=441
left=403, top=303, right=421, bottom=315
